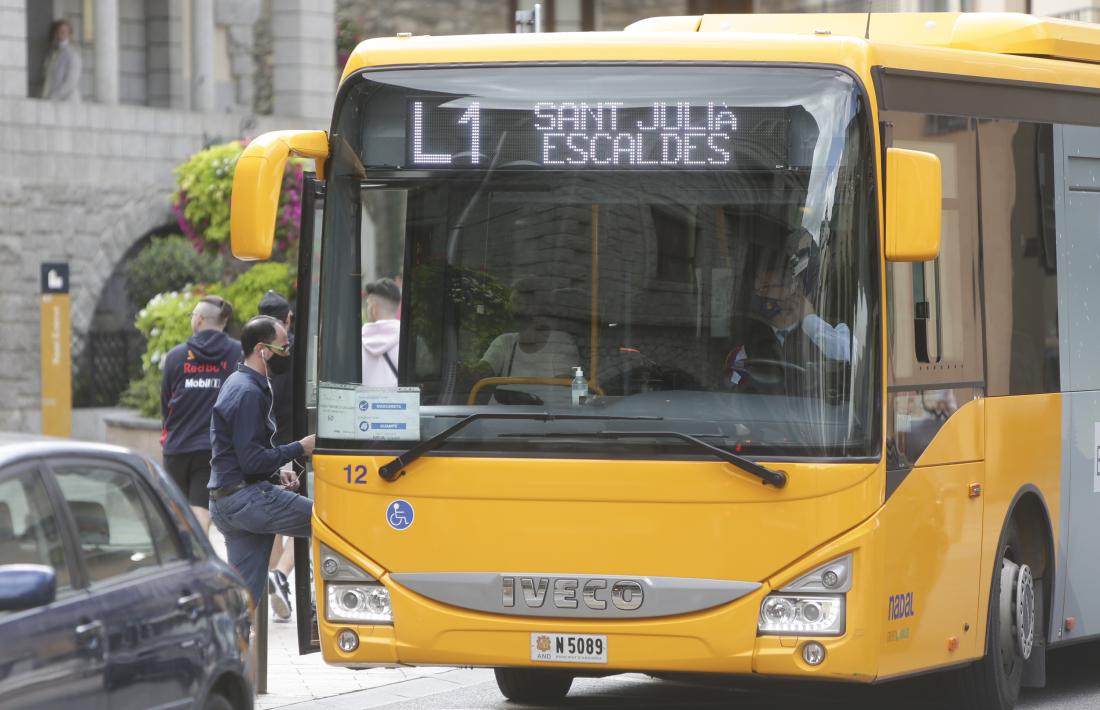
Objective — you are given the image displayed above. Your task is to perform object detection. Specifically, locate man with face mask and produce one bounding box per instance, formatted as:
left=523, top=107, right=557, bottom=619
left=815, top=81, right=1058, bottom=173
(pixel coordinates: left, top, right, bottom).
left=208, top=315, right=315, bottom=608
left=725, top=261, right=851, bottom=389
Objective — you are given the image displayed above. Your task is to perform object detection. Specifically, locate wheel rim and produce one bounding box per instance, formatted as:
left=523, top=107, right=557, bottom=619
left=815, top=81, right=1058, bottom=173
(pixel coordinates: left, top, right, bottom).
left=998, top=557, right=1035, bottom=669
left=1015, top=564, right=1035, bottom=660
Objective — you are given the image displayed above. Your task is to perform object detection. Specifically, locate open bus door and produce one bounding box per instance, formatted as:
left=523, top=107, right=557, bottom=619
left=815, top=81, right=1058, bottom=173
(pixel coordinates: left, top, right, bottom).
left=293, top=173, right=324, bottom=654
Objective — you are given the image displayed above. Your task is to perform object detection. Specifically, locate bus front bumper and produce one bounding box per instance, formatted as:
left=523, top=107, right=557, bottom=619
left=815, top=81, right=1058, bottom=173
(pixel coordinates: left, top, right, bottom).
left=312, top=530, right=880, bottom=681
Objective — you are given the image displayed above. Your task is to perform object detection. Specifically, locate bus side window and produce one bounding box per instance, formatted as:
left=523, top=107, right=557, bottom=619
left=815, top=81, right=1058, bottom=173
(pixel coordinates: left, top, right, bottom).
left=977, top=120, right=1059, bottom=396
left=885, top=112, right=984, bottom=469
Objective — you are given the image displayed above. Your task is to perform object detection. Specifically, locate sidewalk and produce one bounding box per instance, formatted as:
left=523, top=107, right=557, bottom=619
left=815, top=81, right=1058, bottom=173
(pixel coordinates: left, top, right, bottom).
left=258, top=610, right=491, bottom=708
left=206, top=528, right=492, bottom=709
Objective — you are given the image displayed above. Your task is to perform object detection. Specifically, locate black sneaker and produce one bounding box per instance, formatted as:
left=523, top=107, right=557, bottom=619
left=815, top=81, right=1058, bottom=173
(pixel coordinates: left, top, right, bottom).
left=268, top=569, right=292, bottom=621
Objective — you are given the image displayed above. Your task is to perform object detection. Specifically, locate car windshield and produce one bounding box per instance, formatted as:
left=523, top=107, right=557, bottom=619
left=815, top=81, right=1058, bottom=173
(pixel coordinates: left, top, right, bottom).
left=317, top=65, right=880, bottom=459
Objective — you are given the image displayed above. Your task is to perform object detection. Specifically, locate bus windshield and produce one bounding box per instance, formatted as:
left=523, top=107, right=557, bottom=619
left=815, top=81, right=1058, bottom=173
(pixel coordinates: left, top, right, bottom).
left=318, top=65, right=880, bottom=459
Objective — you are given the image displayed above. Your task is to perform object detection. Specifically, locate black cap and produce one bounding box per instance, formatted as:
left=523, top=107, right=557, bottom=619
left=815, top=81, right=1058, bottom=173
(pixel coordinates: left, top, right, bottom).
left=365, top=277, right=401, bottom=306
left=258, top=290, right=291, bottom=322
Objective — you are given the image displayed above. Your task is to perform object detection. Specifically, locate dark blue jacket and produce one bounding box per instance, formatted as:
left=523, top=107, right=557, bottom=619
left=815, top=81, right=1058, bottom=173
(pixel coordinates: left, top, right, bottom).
left=209, top=364, right=304, bottom=488
left=161, top=330, right=242, bottom=455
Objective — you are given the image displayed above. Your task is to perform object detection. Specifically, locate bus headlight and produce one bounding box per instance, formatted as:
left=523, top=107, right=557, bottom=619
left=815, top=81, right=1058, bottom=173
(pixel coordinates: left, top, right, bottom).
left=319, top=543, right=393, bottom=624
left=319, top=543, right=376, bottom=582
left=327, top=583, right=393, bottom=624
left=782, top=553, right=852, bottom=593
left=758, top=595, right=844, bottom=636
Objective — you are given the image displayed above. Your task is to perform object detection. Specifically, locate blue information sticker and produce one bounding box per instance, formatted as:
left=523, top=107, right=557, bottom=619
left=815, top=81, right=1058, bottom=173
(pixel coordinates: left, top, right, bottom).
left=387, top=499, right=414, bottom=531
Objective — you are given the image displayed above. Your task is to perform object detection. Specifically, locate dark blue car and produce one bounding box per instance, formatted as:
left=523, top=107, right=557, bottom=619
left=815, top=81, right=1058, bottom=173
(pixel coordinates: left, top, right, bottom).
left=0, top=437, right=254, bottom=710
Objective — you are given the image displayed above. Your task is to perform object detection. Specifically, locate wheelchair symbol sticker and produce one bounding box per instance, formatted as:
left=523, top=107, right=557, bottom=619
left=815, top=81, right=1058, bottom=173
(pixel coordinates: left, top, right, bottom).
left=387, top=500, right=414, bottom=531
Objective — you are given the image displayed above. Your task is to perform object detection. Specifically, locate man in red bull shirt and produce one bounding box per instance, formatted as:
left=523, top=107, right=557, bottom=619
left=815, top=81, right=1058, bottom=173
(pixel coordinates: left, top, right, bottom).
left=161, top=295, right=242, bottom=534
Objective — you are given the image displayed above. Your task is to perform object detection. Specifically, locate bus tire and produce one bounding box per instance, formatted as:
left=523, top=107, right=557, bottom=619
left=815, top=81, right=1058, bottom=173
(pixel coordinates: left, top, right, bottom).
left=957, top=521, right=1034, bottom=710
left=493, top=668, right=573, bottom=702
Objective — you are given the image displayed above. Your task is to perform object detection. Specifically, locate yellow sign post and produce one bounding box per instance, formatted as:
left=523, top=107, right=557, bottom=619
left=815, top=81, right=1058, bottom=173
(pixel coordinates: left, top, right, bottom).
left=40, top=263, right=71, bottom=437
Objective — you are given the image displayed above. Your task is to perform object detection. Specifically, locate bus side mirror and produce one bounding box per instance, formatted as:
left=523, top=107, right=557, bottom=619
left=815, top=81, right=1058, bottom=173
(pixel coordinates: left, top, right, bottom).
left=885, top=148, right=941, bottom=262
left=230, top=130, right=329, bottom=261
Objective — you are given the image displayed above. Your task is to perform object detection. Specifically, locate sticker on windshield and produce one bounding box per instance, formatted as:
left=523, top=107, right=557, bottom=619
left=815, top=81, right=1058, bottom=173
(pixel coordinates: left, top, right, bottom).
left=387, top=500, right=414, bottom=531
left=318, top=384, right=420, bottom=441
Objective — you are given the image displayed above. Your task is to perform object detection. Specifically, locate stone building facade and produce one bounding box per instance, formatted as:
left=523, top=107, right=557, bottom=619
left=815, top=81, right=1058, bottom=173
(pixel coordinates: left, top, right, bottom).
left=0, top=0, right=335, bottom=433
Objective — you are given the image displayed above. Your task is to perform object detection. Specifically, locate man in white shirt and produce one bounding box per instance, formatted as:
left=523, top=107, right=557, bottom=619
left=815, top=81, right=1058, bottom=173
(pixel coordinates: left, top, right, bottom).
left=361, top=278, right=401, bottom=387
left=474, top=279, right=581, bottom=406
left=750, top=268, right=851, bottom=362
left=725, top=264, right=851, bottom=389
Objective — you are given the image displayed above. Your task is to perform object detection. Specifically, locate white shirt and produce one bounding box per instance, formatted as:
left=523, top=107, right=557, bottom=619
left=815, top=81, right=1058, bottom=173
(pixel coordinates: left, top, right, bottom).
left=480, top=331, right=582, bottom=407
left=797, top=314, right=852, bottom=362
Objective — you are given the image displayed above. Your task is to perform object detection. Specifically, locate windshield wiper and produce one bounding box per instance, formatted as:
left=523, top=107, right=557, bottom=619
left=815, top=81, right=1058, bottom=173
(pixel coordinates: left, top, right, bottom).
left=377, top=413, right=663, bottom=481
left=509, top=430, right=787, bottom=488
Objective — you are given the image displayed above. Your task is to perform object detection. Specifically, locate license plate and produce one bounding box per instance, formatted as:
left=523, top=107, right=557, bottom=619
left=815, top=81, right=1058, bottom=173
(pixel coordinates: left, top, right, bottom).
left=531, top=633, right=608, bottom=664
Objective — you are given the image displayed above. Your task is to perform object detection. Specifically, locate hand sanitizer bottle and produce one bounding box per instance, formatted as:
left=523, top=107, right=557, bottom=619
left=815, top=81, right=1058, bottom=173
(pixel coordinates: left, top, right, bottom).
left=571, top=366, right=588, bottom=406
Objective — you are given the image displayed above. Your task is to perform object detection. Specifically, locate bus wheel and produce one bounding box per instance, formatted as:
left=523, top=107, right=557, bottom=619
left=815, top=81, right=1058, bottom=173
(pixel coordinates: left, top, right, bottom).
left=493, top=668, right=573, bottom=702
left=959, top=522, right=1034, bottom=710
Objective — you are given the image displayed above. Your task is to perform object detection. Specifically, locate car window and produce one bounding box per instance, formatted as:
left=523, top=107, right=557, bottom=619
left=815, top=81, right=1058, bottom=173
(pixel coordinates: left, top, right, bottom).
left=52, top=463, right=169, bottom=583
left=0, top=465, right=71, bottom=592
left=134, top=474, right=184, bottom=565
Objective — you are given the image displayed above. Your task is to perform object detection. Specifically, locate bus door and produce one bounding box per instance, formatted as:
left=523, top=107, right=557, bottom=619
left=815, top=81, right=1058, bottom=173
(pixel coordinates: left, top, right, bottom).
left=293, top=173, right=324, bottom=654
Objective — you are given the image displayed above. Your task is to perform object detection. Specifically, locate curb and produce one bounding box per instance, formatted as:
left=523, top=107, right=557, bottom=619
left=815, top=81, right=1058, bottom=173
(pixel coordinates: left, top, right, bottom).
left=259, top=668, right=493, bottom=709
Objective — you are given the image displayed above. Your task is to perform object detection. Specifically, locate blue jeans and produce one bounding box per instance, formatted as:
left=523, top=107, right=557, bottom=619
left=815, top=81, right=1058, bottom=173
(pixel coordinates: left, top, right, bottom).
left=210, top=482, right=312, bottom=604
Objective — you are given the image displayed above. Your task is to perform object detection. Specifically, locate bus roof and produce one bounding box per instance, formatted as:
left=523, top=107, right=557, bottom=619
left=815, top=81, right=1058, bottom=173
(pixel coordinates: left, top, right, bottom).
left=341, top=12, right=1100, bottom=85
left=667, top=12, right=1100, bottom=64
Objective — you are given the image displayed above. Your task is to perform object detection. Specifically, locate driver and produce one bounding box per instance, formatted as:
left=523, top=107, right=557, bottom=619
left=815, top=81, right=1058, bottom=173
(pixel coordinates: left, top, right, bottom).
left=726, top=260, right=851, bottom=388
left=474, top=277, right=581, bottom=405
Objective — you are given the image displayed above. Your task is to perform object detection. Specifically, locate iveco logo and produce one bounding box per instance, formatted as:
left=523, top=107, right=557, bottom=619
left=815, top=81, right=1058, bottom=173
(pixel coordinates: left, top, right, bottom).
left=502, top=576, right=644, bottom=611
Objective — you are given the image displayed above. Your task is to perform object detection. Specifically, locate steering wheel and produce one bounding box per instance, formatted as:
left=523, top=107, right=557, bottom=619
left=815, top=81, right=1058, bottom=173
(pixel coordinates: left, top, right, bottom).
left=737, top=358, right=806, bottom=386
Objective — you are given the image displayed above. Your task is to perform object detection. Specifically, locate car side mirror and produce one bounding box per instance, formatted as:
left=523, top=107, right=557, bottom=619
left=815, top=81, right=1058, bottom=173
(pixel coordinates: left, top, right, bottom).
left=0, top=564, right=57, bottom=611
left=230, top=130, right=329, bottom=261
left=885, top=147, right=941, bottom=262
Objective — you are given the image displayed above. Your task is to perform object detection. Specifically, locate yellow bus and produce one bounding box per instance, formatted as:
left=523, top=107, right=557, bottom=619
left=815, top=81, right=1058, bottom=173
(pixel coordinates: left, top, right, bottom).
left=229, top=12, right=1100, bottom=709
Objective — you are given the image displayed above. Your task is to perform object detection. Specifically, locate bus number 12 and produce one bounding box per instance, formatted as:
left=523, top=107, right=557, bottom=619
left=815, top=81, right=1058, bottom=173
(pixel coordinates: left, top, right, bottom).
left=344, top=464, right=368, bottom=485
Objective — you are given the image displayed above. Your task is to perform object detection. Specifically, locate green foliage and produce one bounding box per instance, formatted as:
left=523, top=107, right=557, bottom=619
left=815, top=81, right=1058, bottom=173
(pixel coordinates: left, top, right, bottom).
left=121, top=263, right=297, bottom=416
left=221, top=262, right=295, bottom=323
left=134, top=288, right=205, bottom=373
left=121, top=288, right=207, bottom=418
left=119, top=370, right=161, bottom=419
left=172, top=140, right=306, bottom=259
left=172, top=141, right=242, bottom=248
left=125, top=235, right=223, bottom=310
left=410, top=263, right=512, bottom=363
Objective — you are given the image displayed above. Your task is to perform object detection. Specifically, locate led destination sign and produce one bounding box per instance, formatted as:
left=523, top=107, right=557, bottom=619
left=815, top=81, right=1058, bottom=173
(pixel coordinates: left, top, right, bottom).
left=408, top=98, right=788, bottom=169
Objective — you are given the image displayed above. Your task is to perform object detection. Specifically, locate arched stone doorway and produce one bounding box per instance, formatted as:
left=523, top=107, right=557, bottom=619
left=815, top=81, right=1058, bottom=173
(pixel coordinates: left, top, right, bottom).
left=72, top=213, right=178, bottom=408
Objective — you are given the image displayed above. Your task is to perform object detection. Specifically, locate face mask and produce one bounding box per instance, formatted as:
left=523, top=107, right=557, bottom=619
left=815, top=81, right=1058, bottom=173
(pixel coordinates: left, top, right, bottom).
left=266, top=351, right=291, bottom=376
left=751, top=294, right=784, bottom=320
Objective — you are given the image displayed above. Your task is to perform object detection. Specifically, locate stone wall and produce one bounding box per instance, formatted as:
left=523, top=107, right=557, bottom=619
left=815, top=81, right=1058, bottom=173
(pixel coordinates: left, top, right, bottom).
left=0, top=0, right=26, bottom=97
left=0, top=96, right=317, bottom=433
